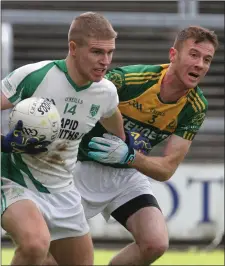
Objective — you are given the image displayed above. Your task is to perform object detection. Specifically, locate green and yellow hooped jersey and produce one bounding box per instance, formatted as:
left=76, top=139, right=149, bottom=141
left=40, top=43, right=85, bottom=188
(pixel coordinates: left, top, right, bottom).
left=78, top=64, right=208, bottom=165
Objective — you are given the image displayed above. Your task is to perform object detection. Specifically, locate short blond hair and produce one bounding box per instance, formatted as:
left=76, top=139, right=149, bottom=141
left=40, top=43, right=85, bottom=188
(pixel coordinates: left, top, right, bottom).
left=174, top=26, right=219, bottom=51
left=68, top=12, right=117, bottom=45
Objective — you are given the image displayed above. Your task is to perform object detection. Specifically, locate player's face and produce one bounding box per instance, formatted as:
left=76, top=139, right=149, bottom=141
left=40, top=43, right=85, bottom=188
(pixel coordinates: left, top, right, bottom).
left=170, top=39, right=215, bottom=89
left=73, top=38, right=115, bottom=83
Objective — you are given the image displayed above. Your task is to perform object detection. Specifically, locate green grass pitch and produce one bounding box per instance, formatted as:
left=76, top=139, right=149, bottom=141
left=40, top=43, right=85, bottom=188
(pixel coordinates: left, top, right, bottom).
left=1, top=248, right=224, bottom=265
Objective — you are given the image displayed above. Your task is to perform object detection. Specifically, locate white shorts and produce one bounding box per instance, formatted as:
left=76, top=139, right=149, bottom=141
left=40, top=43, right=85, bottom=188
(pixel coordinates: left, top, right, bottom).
left=73, top=161, right=156, bottom=222
left=1, top=177, right=89, bottom=241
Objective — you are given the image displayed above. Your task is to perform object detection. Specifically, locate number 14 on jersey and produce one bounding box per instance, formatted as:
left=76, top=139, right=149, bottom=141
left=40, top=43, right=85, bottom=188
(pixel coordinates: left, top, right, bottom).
left=63, top=103, right=77, bottom=115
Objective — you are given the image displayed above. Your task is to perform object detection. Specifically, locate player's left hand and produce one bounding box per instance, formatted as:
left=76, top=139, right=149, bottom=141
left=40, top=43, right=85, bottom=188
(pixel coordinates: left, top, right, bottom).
left=125, top=131, right=152, bottom=155
left=88, top=133, right=136, bottom=165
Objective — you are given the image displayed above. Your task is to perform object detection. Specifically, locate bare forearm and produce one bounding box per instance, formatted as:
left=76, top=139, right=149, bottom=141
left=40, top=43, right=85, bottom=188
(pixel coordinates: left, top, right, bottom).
left=100, top=110, right=125, bottom=141
left=130, top=135, right=190, bottom=181
left=1, top=92, right=14, bottom=110
left=130, top=152, right=177, bottom=182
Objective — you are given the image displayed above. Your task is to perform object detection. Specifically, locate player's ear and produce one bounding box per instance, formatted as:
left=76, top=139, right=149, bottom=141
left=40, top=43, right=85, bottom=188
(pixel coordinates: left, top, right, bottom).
left=69, top=41, right=77, bottom=56
left=169, top=47, right=177, bottom=63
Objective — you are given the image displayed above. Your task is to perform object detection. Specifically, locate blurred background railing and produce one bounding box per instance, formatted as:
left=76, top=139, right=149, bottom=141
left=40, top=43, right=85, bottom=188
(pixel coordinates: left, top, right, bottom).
left=1, top=0, right=224, bottom=244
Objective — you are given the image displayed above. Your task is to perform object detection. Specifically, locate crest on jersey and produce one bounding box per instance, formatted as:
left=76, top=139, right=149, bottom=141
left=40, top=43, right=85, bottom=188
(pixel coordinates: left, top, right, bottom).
left=107, top=72, right=123, bottom=90
left=89, top=104, right=100, bottom=117
left=191, top=113, right=206, bottom=126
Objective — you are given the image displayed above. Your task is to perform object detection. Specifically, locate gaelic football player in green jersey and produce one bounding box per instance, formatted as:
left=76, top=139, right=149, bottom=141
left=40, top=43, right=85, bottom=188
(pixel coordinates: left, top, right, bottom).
left=73, top=26, right=218, bottom=265
left=1, top=12, right=126, bottom=265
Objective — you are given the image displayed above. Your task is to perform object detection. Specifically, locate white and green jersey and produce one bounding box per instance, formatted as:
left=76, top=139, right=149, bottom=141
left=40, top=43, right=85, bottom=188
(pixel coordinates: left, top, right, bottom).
left=1, top=60, right=119, bottom=193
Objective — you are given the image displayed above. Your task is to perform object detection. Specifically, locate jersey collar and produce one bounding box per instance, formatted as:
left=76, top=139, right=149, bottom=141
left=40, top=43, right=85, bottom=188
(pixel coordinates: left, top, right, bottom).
left=54, top=59, right=93, bottom=92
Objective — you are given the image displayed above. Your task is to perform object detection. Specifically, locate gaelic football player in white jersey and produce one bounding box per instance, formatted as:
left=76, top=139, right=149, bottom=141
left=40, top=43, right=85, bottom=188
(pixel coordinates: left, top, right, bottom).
left=1, top=12, right=125, bottom=265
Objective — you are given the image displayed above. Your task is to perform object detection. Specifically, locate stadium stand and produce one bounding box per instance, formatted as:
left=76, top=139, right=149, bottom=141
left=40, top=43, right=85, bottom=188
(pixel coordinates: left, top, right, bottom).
left=2, top=0, right=224, bottom=14
left=1, top=1, right=178, bottom=13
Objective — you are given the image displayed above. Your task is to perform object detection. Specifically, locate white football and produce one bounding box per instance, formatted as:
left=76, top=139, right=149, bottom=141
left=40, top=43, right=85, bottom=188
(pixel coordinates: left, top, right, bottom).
left=9, top=97, right=61, bottom=142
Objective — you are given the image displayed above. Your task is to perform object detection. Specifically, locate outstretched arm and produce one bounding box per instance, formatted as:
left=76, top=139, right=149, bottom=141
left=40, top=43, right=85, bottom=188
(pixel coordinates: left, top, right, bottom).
left=88, top=133, right=191, bottom=181
left=131, top=134, right=191, bottom=181
left=88, top=99, right=207, bottom=181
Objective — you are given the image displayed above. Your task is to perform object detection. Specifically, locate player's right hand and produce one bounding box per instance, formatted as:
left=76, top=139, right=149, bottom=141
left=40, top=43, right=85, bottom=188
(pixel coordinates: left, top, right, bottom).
left=88, top=133, right=136, bottom=165
left=1, top=120, right=51, bottom=154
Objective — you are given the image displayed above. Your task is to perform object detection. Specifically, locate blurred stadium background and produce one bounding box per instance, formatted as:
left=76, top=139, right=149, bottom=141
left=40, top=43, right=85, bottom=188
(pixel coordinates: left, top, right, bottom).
left=1, top=0, right=224, bottom=265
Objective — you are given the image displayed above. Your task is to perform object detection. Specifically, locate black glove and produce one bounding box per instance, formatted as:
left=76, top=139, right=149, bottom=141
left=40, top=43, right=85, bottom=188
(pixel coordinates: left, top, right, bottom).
left=1, top=120, right=50, bottom=154
left=125, top=131, right=152, bottom=155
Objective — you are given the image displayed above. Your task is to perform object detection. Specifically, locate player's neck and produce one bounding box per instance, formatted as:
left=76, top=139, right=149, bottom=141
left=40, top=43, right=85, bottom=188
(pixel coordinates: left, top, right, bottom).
left=65, top=57, right=91, bottom=87
left=160, top=69, right=189, bottom=103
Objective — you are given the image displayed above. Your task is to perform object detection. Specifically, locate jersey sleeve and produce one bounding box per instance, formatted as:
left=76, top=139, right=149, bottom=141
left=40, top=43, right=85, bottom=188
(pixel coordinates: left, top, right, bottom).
left=105, top=67, right=127, bottom=101
left=1, top=61, right=54, bottom=105
left=174, top=96, right=208, bottom=141
left=1, top=69, right=24, bottom=105
left=1, top=63, right=39, bottom=105
left=105, top=67, right=126, bottom=98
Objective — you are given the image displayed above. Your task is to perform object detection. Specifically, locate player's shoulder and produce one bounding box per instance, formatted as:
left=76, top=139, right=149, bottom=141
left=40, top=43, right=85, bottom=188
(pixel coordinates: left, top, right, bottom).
left=4, top=60, right=54, bottom=85
left=109, top=63, right=167, bottom=75
left=187, top=86, right=208, bottom=114
left=96, top=77, right=117, bottom=94
left=106, top=63, right=168, bottom=91
left=196, top=86, right=208, bottom=107
left=120, top=63, right=166, bottom=73
left=101, top=77, right=117, bottom=87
